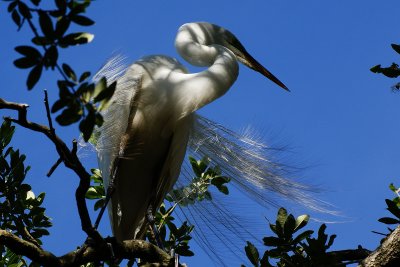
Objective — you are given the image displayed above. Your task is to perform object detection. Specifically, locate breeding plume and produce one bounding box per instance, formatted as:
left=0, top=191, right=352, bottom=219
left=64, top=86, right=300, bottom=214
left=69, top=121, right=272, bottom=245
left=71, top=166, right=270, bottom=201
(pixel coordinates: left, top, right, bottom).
left=94, top=22, right=319, bottom=260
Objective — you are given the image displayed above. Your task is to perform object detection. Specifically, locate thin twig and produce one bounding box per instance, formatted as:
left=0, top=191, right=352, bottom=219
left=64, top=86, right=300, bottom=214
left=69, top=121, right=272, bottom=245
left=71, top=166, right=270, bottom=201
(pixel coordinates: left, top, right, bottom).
left=0, top=98, right=28, bottom=121
left=15, top=218, right=41, bottom=248
left=44, top=90, right=54, bottom=133
left=47, top=157, right=62, bottom=177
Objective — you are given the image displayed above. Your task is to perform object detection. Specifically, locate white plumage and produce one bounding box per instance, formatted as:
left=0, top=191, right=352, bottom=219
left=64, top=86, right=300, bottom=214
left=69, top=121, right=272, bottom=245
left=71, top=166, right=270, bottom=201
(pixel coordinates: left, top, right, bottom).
left=93, top=22, right=321, bottom=262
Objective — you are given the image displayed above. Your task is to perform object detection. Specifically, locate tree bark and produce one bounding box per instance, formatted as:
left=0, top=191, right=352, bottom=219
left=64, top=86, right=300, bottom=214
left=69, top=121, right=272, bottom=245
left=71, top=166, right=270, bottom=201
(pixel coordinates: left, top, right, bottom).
left=359, top=226, right=400, bottom=267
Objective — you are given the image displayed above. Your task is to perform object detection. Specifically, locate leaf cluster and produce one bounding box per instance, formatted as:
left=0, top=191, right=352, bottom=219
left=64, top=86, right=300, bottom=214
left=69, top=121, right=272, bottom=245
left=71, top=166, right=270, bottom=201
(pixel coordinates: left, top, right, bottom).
left=155, top=204, right=194, bottom=257
left=0, top=248, right=29, bottom=267
left=7, top=0, right=115, bottom=141
left=0, top=121, right=52, bottom=264
left=168, top=156, right=231, bottom=206
left=84, top=169, right=105, bottom=211
left=371, top=43, right=400, bottom=90
left=243, top=207, right=341, bottom=267
left=374, top=183, right=400, bottom=238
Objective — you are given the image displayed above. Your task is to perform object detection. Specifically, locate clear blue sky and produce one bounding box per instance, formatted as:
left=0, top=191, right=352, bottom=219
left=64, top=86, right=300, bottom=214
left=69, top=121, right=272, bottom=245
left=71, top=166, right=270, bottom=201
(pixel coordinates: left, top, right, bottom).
left=1, top=1, right=400, bottom=266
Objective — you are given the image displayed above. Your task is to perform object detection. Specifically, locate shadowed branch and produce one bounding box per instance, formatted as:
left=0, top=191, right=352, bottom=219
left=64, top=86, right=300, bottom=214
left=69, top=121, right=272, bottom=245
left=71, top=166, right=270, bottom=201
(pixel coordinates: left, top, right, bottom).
left=0, top=230, right=175, bottom=267
left=0, top=96, right=101, bottom=242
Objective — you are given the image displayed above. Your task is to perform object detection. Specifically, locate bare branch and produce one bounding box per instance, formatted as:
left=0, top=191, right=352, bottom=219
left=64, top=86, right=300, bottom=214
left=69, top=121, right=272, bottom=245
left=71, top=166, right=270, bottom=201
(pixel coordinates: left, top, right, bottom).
left=44, top=90, right=54, bottom=133
left=47, top=157, right=63, bottom=177
left=1, top=97, right=102, bottom=242
left=0, top=98, right=28, bottom=121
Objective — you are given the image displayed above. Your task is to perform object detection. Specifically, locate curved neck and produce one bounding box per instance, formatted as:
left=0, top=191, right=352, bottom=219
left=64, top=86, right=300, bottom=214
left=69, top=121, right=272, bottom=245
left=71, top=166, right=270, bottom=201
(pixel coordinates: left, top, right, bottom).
left=173, top=23, right=239, bottom=117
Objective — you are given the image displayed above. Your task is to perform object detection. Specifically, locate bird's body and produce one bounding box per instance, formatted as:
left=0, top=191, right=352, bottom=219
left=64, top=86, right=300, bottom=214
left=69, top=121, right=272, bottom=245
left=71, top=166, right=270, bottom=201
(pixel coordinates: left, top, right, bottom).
left=108, top=56, right=193, bottom=240
left=94, top=22, right=314, bottom=249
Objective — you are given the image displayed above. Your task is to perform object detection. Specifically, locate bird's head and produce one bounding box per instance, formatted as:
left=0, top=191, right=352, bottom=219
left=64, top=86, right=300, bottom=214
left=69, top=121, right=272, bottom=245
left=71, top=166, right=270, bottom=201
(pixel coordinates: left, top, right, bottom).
left=181, top=22, right=289, bottom=91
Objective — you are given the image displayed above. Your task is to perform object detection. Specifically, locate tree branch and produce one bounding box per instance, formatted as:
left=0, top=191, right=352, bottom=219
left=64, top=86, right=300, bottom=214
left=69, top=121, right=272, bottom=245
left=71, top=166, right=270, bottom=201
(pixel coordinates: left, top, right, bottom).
left=1, top=97, right=102, bottom=242
left=0, top=230, right=176, bottom=267
left=323, top=246, right=371, bottom=264
left=359, top=225, right=400, bottom=267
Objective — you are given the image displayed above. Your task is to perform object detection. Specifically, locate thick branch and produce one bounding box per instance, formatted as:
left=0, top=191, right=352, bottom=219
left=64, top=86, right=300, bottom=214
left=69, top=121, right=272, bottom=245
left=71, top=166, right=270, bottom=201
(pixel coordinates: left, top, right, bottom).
left=328, top=247, right=370, bottom=263
left=1, top=97, right=101, bottom=241
left=0, top=230, right=175, bottom=267
left=359, top=226, right=400, bottom=267
left=0, top=230, right=60, bottom=266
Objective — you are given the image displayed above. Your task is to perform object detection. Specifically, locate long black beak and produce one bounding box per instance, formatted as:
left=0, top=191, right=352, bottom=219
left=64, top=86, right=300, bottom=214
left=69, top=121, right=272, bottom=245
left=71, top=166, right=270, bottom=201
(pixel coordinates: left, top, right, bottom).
left=237, top=49, right=290, bottom=92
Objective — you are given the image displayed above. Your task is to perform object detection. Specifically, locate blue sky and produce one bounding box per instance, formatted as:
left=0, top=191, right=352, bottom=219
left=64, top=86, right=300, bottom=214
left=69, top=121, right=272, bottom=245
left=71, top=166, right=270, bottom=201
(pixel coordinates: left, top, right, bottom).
left=1, top=0, right=400, bottom=266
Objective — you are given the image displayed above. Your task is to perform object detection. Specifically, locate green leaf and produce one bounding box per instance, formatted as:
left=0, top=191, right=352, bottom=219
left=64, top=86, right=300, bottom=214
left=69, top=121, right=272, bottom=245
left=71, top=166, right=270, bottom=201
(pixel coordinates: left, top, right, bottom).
left=276, top=208, right=288, bottom=228
left=15, top=46, right=41, bottom=59
left=175, top=247, right=194, bottom=257
left=27, top=64, right=43, bottom=90
left=245, top=241, right=259, bottom=267
left=378, top=217, right=400, bottom=225
left=18, top=2, right=31, bottom=19
left=326, top=234, right=336, bottom=249
left=38, top=10, right=54, bottom=38
left=262, top=236, right=283, bottom=247
left=34, top=192, right=45, bottom=206
left=79, top=111, right=96, bottom=141
left=316, top=224, right=328, bottom=244
left=55, top=106, right=82, bottom=126
left=79, top=71, right=91, bottom=82
left=94, top=198, right=105, bottom=211
left=14, top=57, right=38, bottom=69
left=54, top=17, right=70, bottom=38
left=93, top=77, right=107, bottom=98
left=71, top=15, right=94, bottom=26
left=51, top=99, right=68, bottom=113
left=391, top=44, right=400, bottom=54
left=389, top=183, right=398, bottom=193
left=97, top=82, right=117, bottom=111
left=386, top=199, right=400, bottom=219
left=55, top=0, right=67, bottom=11
left=30, top=0, right=41, bottom=6
left=11, top=9, right=21, bottom=27
left=62, top=63, right=77, bottom=82
left=283, top=214, right=296, bottom=239
left=1, top=121, right=16, bottom=148
left=260, top=252, right=273, bottom=267
left=59, top=32, right=94, bottom=47
left=57, top=80, right=74, bottom=99
left=370, top=64, right=381, bottom=73
left=19, top=183, right=32, bottom=192
left=294, top=214, right=310, bottom=232
left=218, top=185, right=229, bottom=195
left=8, top=1, right=18, bottom=12
left=293, top=230, right=313, bottom=244
left=32, top=36, right=53, bottom=46
left=85, top=187, right=101, bottom=199
left=44, top=45, right=58, bottom=68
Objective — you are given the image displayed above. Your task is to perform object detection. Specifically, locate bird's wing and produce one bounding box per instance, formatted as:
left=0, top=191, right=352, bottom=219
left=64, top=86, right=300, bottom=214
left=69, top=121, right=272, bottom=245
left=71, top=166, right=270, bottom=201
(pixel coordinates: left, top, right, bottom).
left=153, top=114, right=194, bottom=210
left=171, top=113, right=333, bottom=266
left=93, top=55, right=142, bottom=231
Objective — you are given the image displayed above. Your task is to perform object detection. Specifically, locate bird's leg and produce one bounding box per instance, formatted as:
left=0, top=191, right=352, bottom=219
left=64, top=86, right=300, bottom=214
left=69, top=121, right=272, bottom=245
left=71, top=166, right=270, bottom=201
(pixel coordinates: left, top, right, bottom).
left=146, top=204, right=165, bottom=250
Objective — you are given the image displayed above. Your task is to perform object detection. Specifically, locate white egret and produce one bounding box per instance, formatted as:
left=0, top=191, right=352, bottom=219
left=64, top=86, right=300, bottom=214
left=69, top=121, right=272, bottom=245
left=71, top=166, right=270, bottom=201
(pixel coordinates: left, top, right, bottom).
left=93, top=22, right=322, bottom=260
